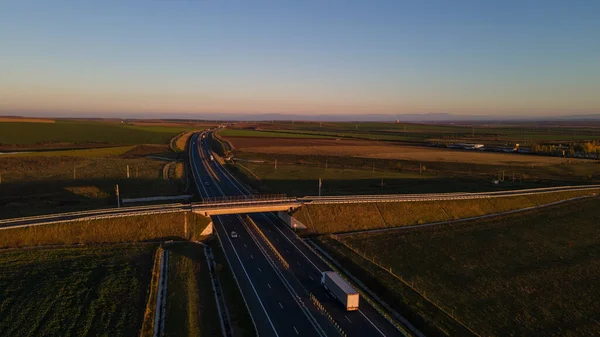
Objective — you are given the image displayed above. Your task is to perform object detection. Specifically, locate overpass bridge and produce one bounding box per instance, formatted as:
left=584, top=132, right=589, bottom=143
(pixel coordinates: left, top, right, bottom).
left=191, top=197, right=302, bottom=216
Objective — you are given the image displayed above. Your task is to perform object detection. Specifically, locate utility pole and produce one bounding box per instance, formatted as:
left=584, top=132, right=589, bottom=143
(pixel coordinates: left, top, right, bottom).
left=355, top=124, right=358, bottom=130
left=115, top=184, right=121, bottom=208
left=274, top=159, right=277, bottom=170
left=318, top=178, right=322, bottom=197
left=126, top=165, right=130, bottom=178
left=419, top=163, right=422, bottom=175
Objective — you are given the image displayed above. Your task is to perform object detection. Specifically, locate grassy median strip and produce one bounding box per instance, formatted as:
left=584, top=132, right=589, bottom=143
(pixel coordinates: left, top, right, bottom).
left=163, top=242, right=221, bottom=337
left=0, top=244, right=157, bottom=337
left=317, top=196, right=600, bottom=336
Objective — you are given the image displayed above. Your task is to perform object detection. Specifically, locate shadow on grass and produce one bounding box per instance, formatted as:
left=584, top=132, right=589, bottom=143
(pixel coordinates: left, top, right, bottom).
left=0, top=178, right=185, bottom=219
left=230, top=176, right=583, bottom=197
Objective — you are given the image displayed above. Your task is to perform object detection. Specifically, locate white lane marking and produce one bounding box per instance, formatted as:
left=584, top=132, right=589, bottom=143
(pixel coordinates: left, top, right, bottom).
left=359, top=310, right=386, bottom=337
left=250, top=255, right=254, bottom=259
left=296, top=261, right=301, bottom=266
left=345, top=315, right=352, bottom=323
left=261, top=213, right=322, bottom=272
left=213, top=217, right=280, bottom=337
left=279, top=302, right=283, bottom=309
left=244, top=244, right=247, bottom=248
left=286, top=249, right=290, bottom=253
left=268, top=283, right=271, bottom=289
left=293, top=326, right=299, bottom=335
left=309, top=276, right=314, bottom=281
left=258, top=267, right=262, bottom=272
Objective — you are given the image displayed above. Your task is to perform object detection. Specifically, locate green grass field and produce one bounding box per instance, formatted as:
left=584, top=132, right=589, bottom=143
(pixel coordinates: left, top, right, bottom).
left=0, top=145, right=136, bottom=157
left=0, top=146, right=187, bottom=218
left=0, top=244, right=157, bottom=337
left=316, top=197, right=600, bottom=336
left=164, top=242, right=221, bottom=337
left=0, top=120, right=192, bottom=146
left=219, top=129, right=335, bottom=138
left=239, top=121, right=600, bottom=143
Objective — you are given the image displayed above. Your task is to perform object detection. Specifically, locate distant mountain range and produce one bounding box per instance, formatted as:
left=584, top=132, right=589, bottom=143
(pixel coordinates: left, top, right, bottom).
left=133, top=112, right=600, bottom=122
left=4, top=112, right=600, bottom=122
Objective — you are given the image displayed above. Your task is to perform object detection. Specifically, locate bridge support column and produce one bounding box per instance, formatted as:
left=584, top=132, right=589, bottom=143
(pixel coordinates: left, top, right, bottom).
left=277, top=211, right=307, bottom=230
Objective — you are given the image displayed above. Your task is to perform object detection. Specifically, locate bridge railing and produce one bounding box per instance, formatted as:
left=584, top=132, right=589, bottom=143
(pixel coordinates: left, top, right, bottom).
left=199, top=194, right=288, bottom=204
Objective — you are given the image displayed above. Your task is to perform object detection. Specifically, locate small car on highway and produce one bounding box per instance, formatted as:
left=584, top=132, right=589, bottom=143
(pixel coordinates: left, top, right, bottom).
left=230, top=231, right=238, bottom=238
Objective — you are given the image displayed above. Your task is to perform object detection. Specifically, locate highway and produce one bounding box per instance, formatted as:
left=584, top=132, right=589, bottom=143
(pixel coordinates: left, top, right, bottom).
left=190, top=133, right=337, bottom=337
left=191, top=132, right=407, bottom=337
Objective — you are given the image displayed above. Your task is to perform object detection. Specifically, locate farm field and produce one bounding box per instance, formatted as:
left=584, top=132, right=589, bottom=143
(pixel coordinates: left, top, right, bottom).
left=231, top=121, right=600, bottom=143
left=222, top=135, right=600, bottom=188
left=0, top=144, right=186, bottom=218
left=316, top=196, right=600, bottom=336
left=231, top=139, right=588, bottom=166
left=227, top=157, right=586, bottom=198
left=0, top=244, right=157, bottom=337
left=219, top=128, right=335, bottom=139
left=164, top=242, right=221, bottom=337
left=228, top=161, right=441, bottom=196
left=294, top=189, right=599, bottom=233
left=0, top=120, right=193, bottom=148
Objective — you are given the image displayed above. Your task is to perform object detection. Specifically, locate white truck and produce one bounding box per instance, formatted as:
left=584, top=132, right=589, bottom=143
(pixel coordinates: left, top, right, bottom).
left=321, top=271, right=359, bottom=311
left=209, top=154, right=214, bottom=161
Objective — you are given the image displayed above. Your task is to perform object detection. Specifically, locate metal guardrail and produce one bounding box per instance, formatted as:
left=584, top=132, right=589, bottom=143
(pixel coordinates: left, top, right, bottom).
left=244, top=215, right=290, bottom=269
left=0, top=203, right=185, bottom=224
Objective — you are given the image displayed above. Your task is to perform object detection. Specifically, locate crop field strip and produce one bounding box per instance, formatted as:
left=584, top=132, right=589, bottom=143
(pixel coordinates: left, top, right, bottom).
left=316, top=196, right=600, bottom=336
left=0, top=120, right=195, bottom=146
left=0, top=143, right=188, bottom=218
left=0, top=244, right=157, bottom=337
left=231, top=121, right=600, bottom=142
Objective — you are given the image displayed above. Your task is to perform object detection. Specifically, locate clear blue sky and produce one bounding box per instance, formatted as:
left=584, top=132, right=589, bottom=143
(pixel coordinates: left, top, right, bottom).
left=1, top=0, right=599, bottom=117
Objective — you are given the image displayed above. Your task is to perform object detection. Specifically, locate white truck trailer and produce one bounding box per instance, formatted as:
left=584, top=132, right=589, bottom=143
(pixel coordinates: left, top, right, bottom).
left=321, top=271, right=359, bottom=311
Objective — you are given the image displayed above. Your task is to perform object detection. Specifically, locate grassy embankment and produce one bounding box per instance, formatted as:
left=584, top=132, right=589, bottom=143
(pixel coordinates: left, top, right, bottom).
left=316, top=196, right=600, bottom=336
left=293, top=189, right=599, bottom=233
left=0, top=244, right=157, bottom=337
left=0, top=212, right=211, bottom=249
left=164, top=242, right=221, bottom=337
